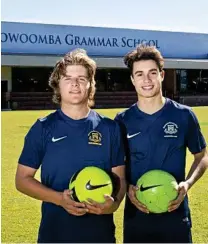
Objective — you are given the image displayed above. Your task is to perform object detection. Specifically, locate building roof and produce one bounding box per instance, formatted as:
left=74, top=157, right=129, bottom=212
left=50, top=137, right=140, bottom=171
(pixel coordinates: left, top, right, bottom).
left=2, top=21, right=208, bottom=59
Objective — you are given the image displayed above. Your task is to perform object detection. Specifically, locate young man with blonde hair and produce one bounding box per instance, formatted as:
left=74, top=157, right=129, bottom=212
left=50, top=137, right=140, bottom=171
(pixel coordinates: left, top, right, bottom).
left=16, top=49, right=126, bottom=243
left=115, top=45, right=208, bottom=243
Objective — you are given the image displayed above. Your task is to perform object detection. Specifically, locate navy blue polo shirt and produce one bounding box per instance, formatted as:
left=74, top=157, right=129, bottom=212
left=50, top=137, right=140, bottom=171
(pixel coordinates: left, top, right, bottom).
left=115, top=98, right=206, bottom=222
left=19, top=109, right=125, bottom=243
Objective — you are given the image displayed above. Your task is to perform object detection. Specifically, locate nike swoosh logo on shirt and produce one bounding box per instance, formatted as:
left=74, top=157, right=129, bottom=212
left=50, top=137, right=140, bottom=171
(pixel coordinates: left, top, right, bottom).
left=127, top=132, right=141, bottom=139
left=52, top=136, right=67, bottom=142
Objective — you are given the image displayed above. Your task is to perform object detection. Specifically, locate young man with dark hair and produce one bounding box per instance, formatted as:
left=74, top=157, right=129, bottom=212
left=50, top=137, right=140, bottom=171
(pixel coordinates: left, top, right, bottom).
left=115, top=45, right=208, bottom=243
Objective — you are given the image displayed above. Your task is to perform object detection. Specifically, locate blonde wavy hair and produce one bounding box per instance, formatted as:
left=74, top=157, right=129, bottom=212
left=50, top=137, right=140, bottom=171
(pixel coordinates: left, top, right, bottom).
left=49, top=49, right=96, bottom=107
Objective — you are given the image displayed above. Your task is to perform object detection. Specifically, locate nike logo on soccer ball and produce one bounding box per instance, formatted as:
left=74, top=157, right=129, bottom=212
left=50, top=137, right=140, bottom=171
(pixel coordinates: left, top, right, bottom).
left=86, top=180, right=111, bottom=190
left=52, top=136, right=67, bottom=142
left=140, top=184, right=162, bottom=192
left=127, top=132, right=141, bottom=139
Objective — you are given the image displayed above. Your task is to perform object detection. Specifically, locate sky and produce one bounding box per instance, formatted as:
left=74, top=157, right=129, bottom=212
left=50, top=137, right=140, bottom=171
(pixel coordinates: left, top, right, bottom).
left=1, top=0, right=208, bottom=33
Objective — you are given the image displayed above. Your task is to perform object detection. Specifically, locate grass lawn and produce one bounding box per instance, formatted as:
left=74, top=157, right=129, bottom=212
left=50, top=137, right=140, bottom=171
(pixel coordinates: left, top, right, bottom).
left=1, top=107, right=208, bottom=243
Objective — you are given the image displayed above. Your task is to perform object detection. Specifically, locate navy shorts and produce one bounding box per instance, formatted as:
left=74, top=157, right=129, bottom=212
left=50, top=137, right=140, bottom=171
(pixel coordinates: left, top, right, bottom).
left=124, top=212, right=192, bottom=243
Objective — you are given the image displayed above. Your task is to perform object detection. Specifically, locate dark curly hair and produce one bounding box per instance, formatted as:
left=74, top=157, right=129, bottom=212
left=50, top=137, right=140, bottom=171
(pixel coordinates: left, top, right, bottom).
left=124, top=45, right=164, bottom=75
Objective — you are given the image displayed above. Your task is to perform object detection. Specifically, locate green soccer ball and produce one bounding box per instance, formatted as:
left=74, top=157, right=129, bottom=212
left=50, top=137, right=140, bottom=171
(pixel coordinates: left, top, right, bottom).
left=136, top=170, right=178, bottom=213
left=69, top=166, right=115, bottom=203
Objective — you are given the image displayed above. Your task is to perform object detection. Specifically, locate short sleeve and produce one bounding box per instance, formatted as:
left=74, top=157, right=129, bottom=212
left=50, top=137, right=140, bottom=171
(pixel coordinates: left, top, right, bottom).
left=114, top=114, right=129, bottom=158
left=114, top=113, right=126, bottom=137
left=111, top=122, right=125, bottom=168
left=114, top=113, right=131, bottom=182
left=186, top=109, right=206, bottom=154
left=18, top=120, right=44, bottom=169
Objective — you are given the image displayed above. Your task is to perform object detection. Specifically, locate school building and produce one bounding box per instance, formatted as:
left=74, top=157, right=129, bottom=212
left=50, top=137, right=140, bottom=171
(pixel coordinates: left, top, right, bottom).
left=1, top=21, right=208, bottom=110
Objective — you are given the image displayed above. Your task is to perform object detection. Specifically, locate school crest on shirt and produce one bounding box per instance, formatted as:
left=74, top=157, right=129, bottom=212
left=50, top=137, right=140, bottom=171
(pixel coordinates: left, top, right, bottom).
left=88, top=131, right=102, bottom=146
left=163, top=122, right=178, bottom=138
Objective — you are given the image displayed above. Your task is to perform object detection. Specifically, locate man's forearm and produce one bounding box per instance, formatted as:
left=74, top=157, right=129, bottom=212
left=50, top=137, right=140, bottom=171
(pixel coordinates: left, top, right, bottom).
left=186, top=156, right=208, bottom=189
left=116, top=178, right=126, bottom=203
left=16, top=176, right=62, bottom=206
left=111, top=178, right=126, bottom=212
